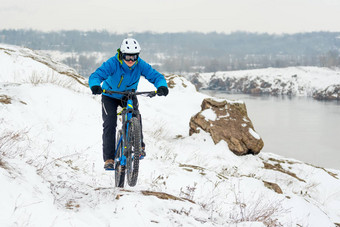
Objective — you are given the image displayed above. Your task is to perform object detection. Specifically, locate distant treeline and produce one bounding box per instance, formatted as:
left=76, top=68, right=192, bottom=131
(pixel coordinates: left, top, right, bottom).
left=1, top=29, right=340, bottom=74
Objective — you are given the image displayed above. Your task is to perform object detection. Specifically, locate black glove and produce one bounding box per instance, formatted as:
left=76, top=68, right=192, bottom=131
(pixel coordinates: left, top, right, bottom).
left=91, top=85, right=103, bottom=95
left=157, top=86, right=169, bottom=96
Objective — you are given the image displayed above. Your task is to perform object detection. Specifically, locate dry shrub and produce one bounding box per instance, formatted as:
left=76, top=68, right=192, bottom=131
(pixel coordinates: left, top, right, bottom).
left=229, top=189, right=289, bottom=227
left=0, top=130, right=27, bottom=159
left=0, top=158, right=8, bottom=170
left=0, top=130, right=27, bottom=171
left=28, top=71, right=76, bottom=90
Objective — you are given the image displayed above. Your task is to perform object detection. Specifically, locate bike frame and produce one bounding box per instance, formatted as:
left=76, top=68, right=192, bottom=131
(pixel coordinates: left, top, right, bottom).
left=116, top=98, right=134, bottom=166
left=103, top=89, right=156, bottom=167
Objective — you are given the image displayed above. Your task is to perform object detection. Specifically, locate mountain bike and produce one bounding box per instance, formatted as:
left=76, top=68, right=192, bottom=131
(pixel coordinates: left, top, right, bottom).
left=103, top=89, right=156, bottom=187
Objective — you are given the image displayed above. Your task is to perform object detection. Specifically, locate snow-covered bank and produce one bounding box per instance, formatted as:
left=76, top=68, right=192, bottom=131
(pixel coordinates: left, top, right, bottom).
left=1, top=44, right=340, bottom=226
left=186, top=67, right=340, bottom=101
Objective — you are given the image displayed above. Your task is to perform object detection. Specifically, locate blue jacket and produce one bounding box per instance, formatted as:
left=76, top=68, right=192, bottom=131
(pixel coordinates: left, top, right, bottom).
left=89, top=53, right=168, bottom=99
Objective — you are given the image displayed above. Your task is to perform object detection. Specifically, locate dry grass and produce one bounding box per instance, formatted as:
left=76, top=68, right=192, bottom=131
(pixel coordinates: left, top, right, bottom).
left=263, top=161, right=306, bottom=182
left=65, top=199, right=80, bottom=210
left=0, top=130, right=25, bottom=158
left=0, top=95, right=12, bottom=104
left=0, top=158, right=8, bottom=170
left=141, top=190, right=195, bottom=204
left=229, top=191, right=287, bottom=226
left=0, top=130, right=27, bottom=172
left=269, top=157, right=338, bottom=179
left=263, top=180, right=283, bottom=194
left=28, top=71, right=76, bottom=90
left=179, top=182, right=197, bottom=201
left=25, top=53, right=87, bottom=87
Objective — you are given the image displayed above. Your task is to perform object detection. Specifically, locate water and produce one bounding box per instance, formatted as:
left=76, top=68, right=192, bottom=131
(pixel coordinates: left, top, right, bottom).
left=202, top=90, right=340, bottom=169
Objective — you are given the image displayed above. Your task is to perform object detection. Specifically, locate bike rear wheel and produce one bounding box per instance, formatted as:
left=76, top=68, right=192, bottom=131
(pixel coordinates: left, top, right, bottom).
left=115, top=130, right=125, bottom=188
left=126, top=117, right=142, bottom=187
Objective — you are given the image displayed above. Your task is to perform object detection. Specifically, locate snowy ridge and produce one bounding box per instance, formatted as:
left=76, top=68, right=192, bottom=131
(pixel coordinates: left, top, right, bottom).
left=1, top=45, right=340, bottom=226
left=186, top=67, right=340, bottom=99
left=0, top=43, right=87, bottom=91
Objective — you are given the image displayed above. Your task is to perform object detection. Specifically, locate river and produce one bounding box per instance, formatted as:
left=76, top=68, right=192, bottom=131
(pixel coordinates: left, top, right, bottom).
left=201, top=90, right=340, bottom=169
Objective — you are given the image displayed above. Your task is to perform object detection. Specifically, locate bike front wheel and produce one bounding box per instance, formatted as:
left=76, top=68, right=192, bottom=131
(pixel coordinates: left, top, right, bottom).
left=126, top=117, right=142, bottom=187
left=115, top=130, right=125, bottom=188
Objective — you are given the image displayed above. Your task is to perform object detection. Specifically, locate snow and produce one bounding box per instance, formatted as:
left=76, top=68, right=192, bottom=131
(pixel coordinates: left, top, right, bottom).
left=201, top=108, right=216, bottom=121
left=1, top=43, right=340, bottom=226
left=249, top=128, right=261, bottom=140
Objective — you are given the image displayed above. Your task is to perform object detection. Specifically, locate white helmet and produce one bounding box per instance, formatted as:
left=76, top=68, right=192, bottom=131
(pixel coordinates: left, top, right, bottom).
left=120, top=38, right=141, bottom=54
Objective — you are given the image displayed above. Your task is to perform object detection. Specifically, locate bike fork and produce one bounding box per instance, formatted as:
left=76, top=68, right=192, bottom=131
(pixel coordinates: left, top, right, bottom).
left=115, top=136, right=127, bottom=166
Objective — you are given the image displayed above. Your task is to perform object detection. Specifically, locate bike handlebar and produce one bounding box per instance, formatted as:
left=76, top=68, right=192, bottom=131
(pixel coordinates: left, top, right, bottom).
left=102, top=89, right=157, bottom=98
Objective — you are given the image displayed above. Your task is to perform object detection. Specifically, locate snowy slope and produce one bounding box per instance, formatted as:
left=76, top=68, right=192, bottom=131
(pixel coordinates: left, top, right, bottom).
left=1, top=44, right=340, bottom=226
left=0, top=43, right=87, bottom=90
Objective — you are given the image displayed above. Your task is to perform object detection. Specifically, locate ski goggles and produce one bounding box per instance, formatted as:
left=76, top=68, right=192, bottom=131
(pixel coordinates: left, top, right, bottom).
left=122, top=53, right=139, bottom=62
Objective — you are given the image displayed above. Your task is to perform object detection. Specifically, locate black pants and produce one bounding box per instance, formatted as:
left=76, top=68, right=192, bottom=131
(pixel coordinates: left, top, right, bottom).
left=101, top=95, right=143, bottom=161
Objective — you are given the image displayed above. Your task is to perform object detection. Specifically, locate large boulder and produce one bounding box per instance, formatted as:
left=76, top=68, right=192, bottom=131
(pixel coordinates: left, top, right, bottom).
left=189, top=98, right=264, bottom=155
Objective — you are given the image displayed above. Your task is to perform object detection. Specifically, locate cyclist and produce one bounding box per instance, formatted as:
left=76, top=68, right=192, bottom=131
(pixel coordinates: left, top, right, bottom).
left=89, top=38, right=169, bottom=170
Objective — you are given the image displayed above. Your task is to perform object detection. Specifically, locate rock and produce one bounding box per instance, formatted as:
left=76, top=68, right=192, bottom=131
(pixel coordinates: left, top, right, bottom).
left=313, top=85, right=340, bottom=101
left=189, top=98, right=264, bottom=155
left=189, top=73, right=203, bottom=90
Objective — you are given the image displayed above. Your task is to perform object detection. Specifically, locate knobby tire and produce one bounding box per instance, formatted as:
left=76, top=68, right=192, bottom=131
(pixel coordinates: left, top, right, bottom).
left=126, top=117, right=141, bottom=187
left=115, top=130, right=125, bottom=188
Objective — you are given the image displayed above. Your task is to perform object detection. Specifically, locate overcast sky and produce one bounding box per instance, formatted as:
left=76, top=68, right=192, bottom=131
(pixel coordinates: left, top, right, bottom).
left=1, top=0, right=340, bottom=34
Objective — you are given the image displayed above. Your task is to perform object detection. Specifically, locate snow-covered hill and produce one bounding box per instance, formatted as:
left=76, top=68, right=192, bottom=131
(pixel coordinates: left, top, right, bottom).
left=186, top=67, right=340, bottom=100
left=0, top=43, right=87, bottom=89
left=1, top=44, right=340, bottom=226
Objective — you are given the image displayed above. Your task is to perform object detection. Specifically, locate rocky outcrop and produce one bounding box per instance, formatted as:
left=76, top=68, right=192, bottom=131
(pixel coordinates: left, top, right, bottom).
left=189, top=98, right=264, bottom=155
left=313, top=85, right=340, bottom=101
left=206, top=75, right=301, bottom=96
left=186, top=67, right=340, bottom=101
